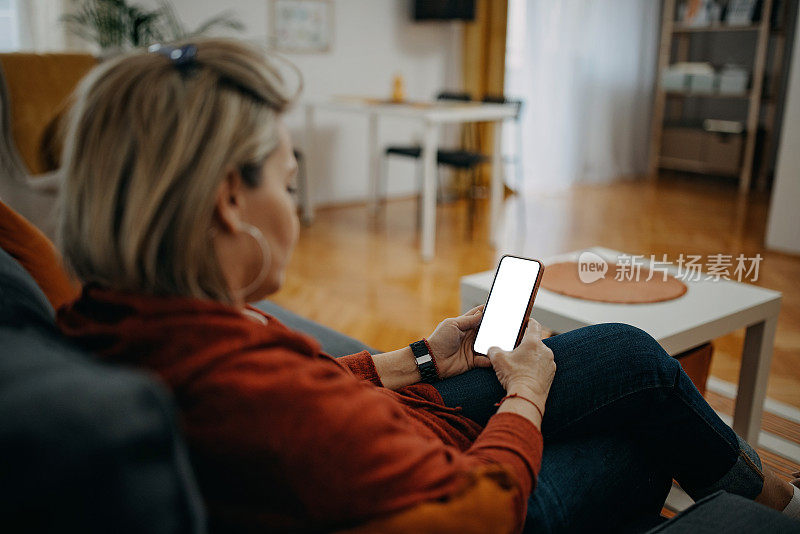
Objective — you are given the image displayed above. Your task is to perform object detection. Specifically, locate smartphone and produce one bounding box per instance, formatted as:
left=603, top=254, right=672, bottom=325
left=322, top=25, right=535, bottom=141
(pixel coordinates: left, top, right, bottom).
left=473, top=255, right=544, bottom=356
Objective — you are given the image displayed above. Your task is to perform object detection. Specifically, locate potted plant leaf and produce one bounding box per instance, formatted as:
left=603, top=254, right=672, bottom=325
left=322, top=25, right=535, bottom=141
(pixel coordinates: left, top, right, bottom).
left=62, top=0, right=244, bottom=55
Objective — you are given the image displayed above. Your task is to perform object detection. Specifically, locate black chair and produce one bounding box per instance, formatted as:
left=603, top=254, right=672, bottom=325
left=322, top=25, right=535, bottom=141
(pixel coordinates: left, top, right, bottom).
left=380, top=92, right=474, bottom=233
left=381, top=94, right=523, bottom=238
left=458, top=95, right=524, bottom=237
left=481, top=95, right=524, bottom=192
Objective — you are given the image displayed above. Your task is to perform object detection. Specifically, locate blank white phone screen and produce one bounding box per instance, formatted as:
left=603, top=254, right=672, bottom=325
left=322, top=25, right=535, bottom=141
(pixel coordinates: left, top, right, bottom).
left=473, top=257, right=541, bottom=355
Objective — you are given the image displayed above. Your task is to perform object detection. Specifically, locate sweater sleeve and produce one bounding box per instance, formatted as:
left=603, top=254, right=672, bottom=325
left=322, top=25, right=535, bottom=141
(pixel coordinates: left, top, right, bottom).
left=467, top=412, right=543, bottom=517
left=332, top=350, right=383, bottom=386
left=186, top=349, right=541, bottom=530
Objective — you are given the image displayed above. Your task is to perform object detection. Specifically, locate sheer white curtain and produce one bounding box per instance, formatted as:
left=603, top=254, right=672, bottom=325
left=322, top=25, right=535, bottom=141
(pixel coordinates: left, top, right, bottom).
left=505, top=0, right=660, bottom=191
left=17, top=0, right=84, bottom=51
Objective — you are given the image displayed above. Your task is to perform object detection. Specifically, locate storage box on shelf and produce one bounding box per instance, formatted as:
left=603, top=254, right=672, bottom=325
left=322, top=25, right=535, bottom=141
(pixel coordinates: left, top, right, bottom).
left=648, top=0, right=796, bottom=193
left=661, top=121, right=744, bottom=176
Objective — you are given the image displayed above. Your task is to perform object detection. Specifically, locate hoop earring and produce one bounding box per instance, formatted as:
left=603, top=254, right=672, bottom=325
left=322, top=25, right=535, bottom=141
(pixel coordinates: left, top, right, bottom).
left=236, top=223, right=271, bottom=301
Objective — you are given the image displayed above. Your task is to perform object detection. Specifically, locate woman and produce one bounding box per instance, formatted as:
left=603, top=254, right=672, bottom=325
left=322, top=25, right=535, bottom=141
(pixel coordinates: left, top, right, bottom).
left=56, top=40, right=798, bottom=533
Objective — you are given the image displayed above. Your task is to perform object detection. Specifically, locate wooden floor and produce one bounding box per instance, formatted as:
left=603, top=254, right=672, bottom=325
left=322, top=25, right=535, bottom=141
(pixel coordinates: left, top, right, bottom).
left=271, top=173, right=800, bottom=409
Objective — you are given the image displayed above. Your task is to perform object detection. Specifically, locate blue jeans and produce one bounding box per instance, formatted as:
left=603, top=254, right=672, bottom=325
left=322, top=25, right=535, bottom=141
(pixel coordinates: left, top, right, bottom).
left=434, top=323, right=765, bottom=534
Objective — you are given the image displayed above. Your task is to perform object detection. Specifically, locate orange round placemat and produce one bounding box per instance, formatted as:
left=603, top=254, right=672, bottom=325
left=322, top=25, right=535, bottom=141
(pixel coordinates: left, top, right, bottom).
left=541, top=261, right=687, bottom=304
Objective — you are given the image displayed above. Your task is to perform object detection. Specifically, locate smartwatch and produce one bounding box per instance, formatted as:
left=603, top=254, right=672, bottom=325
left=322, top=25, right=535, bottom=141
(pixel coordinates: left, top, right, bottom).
left=410, top=339, right=439, bottom=383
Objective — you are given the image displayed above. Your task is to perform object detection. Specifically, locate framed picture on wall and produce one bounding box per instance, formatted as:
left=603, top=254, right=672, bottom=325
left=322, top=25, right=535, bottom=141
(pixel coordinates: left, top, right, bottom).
left=271, top=0, right=332, bottom=53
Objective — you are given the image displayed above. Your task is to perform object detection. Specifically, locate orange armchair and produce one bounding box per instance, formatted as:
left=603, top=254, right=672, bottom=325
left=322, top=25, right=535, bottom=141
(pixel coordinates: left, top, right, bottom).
left=0, top=52, right=97, bottom=239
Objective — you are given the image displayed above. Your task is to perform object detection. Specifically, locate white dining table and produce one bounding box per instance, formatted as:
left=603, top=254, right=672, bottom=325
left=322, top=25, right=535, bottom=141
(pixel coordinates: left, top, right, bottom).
left=303, top=97, right=519, bottom=261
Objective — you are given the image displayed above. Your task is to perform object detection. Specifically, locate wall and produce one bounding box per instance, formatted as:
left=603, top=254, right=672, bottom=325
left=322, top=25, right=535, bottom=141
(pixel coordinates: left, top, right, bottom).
left=15, top=0, right=82, bottom=52
left=164, top=0, right=463, bottom=206
left=766, top=21, right=800, bottom=255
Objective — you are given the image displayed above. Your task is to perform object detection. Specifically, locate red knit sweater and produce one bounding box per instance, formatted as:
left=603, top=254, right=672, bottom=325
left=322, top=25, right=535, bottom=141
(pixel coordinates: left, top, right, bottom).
left=57, top=287, right=543, bottom=532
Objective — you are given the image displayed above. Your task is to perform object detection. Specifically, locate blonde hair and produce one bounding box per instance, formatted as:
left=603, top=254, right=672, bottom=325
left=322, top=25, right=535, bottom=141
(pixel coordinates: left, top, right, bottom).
left=58, top=39, right=298, bottom=303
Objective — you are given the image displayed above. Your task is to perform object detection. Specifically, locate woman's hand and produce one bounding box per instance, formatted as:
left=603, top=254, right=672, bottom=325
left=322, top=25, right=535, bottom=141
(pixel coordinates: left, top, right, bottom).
left=486, top=319, right=556, bottom=411
left=426, top=305, right=492, bottom=380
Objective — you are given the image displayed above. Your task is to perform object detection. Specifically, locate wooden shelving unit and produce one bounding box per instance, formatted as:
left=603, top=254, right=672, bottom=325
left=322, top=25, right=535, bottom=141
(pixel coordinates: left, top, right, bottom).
left=664, top=90, right=750, bottom=98
left=672, top=23, right=762, bottom=32
left=648, top=0, right=794, bottom=193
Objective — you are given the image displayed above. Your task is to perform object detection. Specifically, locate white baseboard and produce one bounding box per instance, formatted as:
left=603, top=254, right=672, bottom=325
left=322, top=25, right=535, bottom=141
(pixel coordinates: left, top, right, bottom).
left=707, top=376, right=800, bottom=463
left=707, top=376, right=800, bottom=425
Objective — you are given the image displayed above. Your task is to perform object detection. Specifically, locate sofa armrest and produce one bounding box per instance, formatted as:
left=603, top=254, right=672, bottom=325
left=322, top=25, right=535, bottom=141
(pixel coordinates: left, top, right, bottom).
left=0, top=324, right=206, bottom=533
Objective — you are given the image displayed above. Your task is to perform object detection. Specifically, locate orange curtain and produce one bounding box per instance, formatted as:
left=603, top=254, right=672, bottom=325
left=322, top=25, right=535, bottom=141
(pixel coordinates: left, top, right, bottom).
left=462, top=0, right=508, bottom=186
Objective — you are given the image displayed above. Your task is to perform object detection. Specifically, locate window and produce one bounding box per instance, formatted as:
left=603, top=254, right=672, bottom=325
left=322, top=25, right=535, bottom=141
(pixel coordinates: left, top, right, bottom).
left=0, top=0, right=20, bottom=52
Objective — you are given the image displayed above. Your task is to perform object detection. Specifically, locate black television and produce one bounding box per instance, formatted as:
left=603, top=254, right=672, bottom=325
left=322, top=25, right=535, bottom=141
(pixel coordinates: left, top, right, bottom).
left=413, top=0, right=476, bottom=21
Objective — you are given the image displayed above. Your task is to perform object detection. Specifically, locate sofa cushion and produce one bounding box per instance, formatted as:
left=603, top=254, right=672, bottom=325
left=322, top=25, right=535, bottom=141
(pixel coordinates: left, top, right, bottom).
left=645, top=491, right=800, bottom=533
left=0, top=242, right=54, bottom=326
left=0, top=200, right=79, bottom=311
left=0, top=247, right=206, bottom=532
left=254, top=299, right=377, bottom=357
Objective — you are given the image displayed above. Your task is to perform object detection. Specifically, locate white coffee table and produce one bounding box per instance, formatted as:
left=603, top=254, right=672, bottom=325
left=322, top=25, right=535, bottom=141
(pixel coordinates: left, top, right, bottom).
left=460, top=247, right=782, bottom=445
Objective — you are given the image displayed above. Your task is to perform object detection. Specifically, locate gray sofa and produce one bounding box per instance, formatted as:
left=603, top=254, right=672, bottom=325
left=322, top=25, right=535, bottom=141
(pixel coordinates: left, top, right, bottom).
left=1, top=246, right=797, bottom=533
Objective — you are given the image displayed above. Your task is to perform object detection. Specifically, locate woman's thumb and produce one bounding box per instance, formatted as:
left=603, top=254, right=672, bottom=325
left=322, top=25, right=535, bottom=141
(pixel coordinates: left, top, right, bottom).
left=486, top=346, right=503, bottom=360
left=454, top=311, right=482, bottom=330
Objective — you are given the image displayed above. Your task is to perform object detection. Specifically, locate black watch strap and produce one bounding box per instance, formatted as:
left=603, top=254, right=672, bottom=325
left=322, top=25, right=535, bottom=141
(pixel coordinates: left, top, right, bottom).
left=410, top=340, right=438, bottom=383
